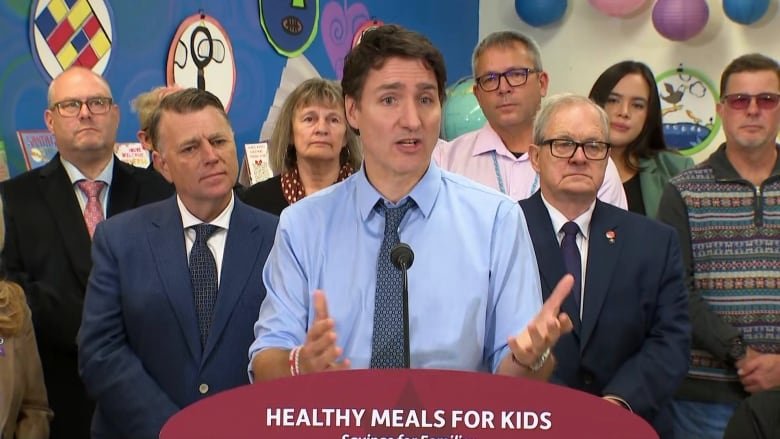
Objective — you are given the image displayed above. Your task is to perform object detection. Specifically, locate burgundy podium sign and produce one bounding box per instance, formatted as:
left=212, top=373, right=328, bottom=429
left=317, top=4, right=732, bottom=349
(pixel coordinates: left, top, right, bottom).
left=161, top=369, right=658, bottom=438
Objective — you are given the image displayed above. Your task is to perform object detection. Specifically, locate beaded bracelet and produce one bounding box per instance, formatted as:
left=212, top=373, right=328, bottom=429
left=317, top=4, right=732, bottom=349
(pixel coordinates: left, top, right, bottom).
left=288, top=346, right=302, bottom=376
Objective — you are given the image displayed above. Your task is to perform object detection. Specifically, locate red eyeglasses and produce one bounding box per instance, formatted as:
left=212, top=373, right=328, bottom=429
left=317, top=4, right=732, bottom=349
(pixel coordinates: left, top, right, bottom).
left=722, top=93, right=780, bottom=110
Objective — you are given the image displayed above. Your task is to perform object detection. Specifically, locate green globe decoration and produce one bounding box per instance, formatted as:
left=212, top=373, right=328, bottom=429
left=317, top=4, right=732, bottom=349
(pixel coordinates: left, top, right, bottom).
left=441, top=77, right=486, bottom=140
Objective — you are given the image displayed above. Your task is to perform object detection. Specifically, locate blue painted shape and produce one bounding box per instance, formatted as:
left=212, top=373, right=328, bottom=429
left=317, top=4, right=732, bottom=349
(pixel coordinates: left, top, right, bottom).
left=259, top=0, right=319, bottom=57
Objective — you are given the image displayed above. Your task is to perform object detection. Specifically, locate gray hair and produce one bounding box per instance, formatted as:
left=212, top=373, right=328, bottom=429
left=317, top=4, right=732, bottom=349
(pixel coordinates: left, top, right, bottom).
left=269, top=78, right=361, bottom=174
left=472, top=30, right=543, bottom=77
left=533, top=93, right=610, bottom=145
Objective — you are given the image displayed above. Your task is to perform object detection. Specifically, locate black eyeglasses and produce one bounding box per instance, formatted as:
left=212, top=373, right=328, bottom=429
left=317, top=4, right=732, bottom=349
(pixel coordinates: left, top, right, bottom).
left=51, top=97, right=113, bottom=117
left=722, top=93, right=780, bottom=111
left=541, top=138, right=611, bottom=160
left=475, top=68, right=539, bottom=92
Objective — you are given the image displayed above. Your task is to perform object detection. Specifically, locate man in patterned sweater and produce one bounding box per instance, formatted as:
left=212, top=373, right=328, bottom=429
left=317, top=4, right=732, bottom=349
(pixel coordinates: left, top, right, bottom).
left=658, top=53, right=780, bottom=439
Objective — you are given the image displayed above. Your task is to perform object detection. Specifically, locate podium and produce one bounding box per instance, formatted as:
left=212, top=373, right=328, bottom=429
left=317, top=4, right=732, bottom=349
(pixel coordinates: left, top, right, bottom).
left=161, top=369, right=657, bottom=438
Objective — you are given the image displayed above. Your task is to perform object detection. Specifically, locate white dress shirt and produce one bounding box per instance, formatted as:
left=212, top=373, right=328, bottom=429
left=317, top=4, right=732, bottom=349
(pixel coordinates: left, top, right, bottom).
left=177, top=194, right=234, bottom=286
left=540, top=193, right=595, bottom=320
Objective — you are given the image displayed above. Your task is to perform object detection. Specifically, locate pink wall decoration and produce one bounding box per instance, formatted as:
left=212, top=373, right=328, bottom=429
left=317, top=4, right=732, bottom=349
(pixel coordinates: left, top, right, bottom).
left=321, top=0, right=370, bottom=79
left=588, top=0, right=647, bottom=17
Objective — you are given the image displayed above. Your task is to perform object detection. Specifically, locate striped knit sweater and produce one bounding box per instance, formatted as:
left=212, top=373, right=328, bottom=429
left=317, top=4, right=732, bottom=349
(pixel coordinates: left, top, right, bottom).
left=659, top=144, right=780, bottom=402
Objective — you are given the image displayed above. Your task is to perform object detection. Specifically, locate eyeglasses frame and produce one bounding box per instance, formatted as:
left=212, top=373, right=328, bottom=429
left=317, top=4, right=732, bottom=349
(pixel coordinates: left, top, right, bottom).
left=50, top=97, right=114, bottom=117
left=475, top=68, right=540, bottom=92
left=540, top=138, right=612, bottom=160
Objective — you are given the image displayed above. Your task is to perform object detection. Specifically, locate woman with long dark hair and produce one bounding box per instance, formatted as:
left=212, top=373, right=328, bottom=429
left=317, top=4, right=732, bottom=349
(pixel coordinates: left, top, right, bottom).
left=589, top=61, right=693, bottom=217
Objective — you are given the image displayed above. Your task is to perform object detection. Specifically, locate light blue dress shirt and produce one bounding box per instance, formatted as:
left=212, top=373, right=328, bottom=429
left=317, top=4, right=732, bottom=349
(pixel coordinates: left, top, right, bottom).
left=249, top=162, right=542, bottom=376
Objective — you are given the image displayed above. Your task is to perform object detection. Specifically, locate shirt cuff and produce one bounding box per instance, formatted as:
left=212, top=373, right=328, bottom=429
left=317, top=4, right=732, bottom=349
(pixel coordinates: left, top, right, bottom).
left=603, top=395, right=633, bottom=412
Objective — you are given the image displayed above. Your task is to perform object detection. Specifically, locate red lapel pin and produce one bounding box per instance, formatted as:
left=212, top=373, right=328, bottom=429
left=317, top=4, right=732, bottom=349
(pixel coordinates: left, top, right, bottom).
left=606, top=230, right=616, bottom=244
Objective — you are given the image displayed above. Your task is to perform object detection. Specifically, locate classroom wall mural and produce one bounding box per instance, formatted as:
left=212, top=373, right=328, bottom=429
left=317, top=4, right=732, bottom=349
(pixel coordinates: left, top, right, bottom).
left=320, top=0, right=368, bottom=79
left=656, top=65, right=720, bottom=156
left=0, top=0, right=477, bottom=177
left=166, top=13, right=237, bottom=110
left=30, top=0, right=114, bottom=80
left=259, top=0, right=320, bottom=57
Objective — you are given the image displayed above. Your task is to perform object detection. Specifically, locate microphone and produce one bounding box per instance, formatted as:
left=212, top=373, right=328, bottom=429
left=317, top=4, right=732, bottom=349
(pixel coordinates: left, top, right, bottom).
left=390, top=243, right=414, bottom=369
left=390, top=243, right=414, bottom=271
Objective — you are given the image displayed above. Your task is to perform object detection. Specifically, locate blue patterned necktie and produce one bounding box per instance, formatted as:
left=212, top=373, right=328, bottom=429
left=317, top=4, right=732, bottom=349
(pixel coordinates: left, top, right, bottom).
left=560, top=221, right=582, bottom=318
left=370, top=199, right=415, bottom=368
left=189, top=224, right=220, bottom=346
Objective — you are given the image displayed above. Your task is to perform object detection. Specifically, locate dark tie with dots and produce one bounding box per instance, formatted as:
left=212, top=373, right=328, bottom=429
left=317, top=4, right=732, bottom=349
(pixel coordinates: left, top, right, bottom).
left=560, top=221, right=582, bottom=318
left=370, top=199, right=415, bottom=368
left=189, top=224, right=220, bottom=346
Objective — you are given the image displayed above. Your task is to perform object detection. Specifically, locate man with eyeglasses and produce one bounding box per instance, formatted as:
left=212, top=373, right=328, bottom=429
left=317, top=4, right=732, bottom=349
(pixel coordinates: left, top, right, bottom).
left=0, top=66, right=173, bottom=438
left=657, top=53, right=780, bottom=439
left=519, top=93, right=690, bottom=439
left=433, top=30, right=626, bottom=207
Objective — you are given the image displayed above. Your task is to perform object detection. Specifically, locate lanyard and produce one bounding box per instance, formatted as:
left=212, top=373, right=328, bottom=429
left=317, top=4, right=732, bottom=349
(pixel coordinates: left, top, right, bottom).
left=490, top=150, right=506, bottom=194
left=491, top=150, right=540, bottom=197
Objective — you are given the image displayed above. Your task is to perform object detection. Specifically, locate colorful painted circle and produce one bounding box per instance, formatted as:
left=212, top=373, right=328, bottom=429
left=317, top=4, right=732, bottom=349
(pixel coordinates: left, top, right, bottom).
left=655, top=67, right=720, bottom=155
left=166, top=14, right=236, bottom=111
left=259, top=0, right=320, bottom=58
left=352, top=19, right=384, bottom=49
left=29, top=0, right=114, bottom=82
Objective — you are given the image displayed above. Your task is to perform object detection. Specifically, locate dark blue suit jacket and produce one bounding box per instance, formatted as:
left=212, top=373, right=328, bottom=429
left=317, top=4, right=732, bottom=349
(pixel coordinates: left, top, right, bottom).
left=78, top=196, right=277, bottom=439
left=0, top=155, right=173, bottom=438
left=519, top=192, right=690, bottom=438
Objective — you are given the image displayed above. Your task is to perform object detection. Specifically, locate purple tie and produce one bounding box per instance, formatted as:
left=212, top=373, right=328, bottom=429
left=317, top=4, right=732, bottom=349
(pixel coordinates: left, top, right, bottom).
left=560, top=221, right=581, bottom=317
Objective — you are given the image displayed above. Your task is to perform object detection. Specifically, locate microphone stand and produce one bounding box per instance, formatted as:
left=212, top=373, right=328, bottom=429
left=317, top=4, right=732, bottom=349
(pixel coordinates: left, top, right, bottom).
left=391, top=243, right=414, bottom=369
left=400, top=259, right=410, bottom=369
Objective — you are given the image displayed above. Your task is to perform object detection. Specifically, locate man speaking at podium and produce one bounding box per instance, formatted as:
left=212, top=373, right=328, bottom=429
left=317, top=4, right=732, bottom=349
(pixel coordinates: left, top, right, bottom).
left=250, top=25, right=572, bottom=380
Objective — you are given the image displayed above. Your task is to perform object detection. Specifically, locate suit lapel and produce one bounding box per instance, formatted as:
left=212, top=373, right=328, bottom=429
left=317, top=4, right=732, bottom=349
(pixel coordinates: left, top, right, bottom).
left=580, top=200, right=622, bottom=351
left=520, top=192, right=581, bottom=335
left=107, top=158, right=140, bottom=217
left=39, top=157, right=92, bottom=289
left=638, top=157, right=663, bottom=218
left=149, top=197, right=202, bottom=362
left=202, top=201, right=266, bottom=361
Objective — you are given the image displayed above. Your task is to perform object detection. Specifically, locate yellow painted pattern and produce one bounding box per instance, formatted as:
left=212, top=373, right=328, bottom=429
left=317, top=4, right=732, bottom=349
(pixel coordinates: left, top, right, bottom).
left=91, top=30, right=110, bottom=56
left=46, top=0, right=68, bottom=22
left=67, top=0, right=91, bottom=29
left=56, top=43, right=78, bottom=67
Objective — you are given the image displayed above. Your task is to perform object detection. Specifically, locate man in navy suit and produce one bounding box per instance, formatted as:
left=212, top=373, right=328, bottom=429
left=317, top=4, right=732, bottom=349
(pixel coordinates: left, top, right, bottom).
left=78, top=88, right=278, bottom=438
left=518, top=93, right=690, bottom=438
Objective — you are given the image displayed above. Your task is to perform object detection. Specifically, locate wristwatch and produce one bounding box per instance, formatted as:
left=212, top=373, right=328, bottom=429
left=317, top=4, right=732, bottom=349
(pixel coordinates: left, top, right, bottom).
left=513, top=348, right=551, bottom=372
left=727, top=335, right=747, bottom=365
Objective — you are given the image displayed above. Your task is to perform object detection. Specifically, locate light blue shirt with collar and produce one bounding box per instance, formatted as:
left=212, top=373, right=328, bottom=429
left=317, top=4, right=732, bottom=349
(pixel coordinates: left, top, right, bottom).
left=250, top=162, right=543, bottom=376
left=61, top=156, right=114, bottom=218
